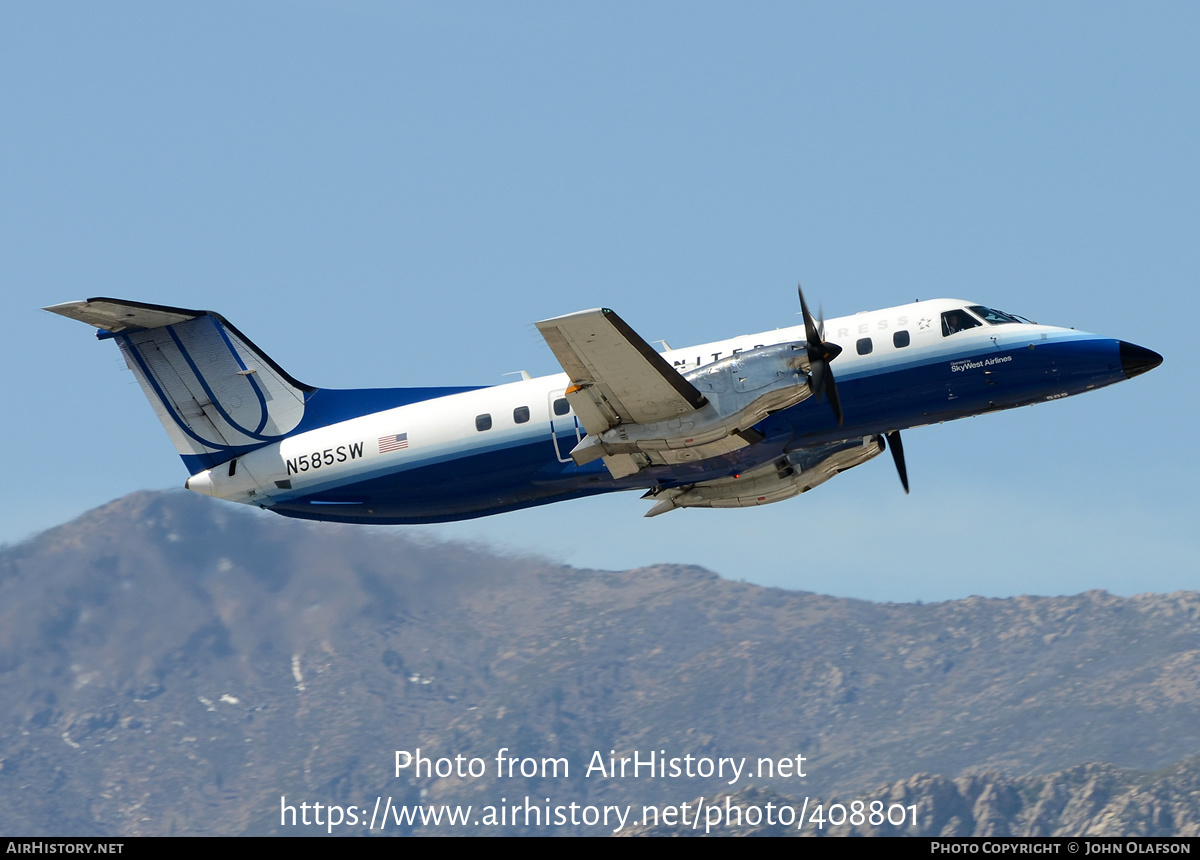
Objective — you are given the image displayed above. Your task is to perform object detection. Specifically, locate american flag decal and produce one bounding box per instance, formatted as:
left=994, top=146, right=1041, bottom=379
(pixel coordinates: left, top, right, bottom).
left=378, top=433, right=409, bottom=453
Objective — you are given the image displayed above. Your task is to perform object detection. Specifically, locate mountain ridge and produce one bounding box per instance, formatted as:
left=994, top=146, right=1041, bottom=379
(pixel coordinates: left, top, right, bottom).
left=1, top=490, right=1197, bottom=835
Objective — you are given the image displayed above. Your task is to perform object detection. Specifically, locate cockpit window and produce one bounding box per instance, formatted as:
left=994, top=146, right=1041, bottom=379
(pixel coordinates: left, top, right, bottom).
left=942, top=309, right=982, bottom=337
left=968, top=305, right=1023, bottom=325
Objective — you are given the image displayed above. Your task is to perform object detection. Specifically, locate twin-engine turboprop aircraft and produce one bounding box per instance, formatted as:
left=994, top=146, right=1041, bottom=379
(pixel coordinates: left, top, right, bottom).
left=47, top=289, right=1161, bottom=522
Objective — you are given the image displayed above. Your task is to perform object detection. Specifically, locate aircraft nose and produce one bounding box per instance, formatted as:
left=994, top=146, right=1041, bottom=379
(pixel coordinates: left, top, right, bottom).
left=1118, top=341, right=1163, bottom=379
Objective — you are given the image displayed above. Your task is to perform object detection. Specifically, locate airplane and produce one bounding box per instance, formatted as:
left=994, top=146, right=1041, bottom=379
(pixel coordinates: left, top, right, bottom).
left=46, top=288, right=1161, bottom=522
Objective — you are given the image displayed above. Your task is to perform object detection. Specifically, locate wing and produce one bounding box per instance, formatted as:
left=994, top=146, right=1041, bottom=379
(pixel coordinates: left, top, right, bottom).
left=535, top=308, right=708, bottom=435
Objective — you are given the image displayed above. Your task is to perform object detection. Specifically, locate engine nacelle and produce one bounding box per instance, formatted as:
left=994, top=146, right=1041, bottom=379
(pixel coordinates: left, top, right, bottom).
left=570, top=343, right=813, bottom=476
left=643, top=436, right=885, bottom=516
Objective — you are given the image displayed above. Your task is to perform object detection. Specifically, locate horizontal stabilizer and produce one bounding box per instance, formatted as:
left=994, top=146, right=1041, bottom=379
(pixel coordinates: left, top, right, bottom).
left=44, top=298, right=202, bottom=334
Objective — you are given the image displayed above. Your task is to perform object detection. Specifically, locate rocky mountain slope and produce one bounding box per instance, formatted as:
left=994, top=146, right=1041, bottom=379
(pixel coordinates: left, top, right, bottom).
left=627, top=759, right=1200, bottom=836
left=1, top=491, right=1197, bottom=835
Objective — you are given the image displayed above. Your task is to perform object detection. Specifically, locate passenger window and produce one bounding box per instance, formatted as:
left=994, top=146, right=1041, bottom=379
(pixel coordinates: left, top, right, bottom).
left=475, top=413, right=492, bottom=432
left=553, top=398, right=570, bottom=416
left=856, top=337, right=873, bottom=355
left=513, top=406, right=530, bottom=424
left=893, top=330, right=910, bottom=348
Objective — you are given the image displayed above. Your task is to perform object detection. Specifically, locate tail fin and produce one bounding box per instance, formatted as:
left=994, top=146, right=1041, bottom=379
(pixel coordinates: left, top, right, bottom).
left=46, top=298, right=313, bottom=474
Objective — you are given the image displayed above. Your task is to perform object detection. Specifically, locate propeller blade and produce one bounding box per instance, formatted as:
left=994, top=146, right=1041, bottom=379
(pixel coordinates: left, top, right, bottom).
left=825, top=372, right=844, bottom=427
left=798, top=282, right=844, bottom=426
left=809, top=356, right=845, bottom=424
left=810, top=360, right=825, bottom=399
left=885, top=430, right=909, bottom=494
left=797, top=283, right=821, bottom=346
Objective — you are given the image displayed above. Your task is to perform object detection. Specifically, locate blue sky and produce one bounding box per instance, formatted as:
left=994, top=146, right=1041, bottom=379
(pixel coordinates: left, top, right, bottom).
left=3, top=2, right=1196, bottom=602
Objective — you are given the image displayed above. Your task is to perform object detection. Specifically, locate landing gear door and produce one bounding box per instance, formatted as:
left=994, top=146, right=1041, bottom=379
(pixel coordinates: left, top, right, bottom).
left=548, top=390, right=582, bottom=464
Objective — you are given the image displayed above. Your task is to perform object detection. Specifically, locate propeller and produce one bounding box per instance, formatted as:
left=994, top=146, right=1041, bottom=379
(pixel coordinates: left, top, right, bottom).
left=796, top=283, right=908, bottom=493
left=797, top=283, right=844, bottom=426
left=882, top=430, right=910, bottom=494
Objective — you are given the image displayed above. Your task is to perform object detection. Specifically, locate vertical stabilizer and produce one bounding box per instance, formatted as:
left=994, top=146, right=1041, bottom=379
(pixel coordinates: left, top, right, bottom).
left=45, top=298, right=313, bottom=473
